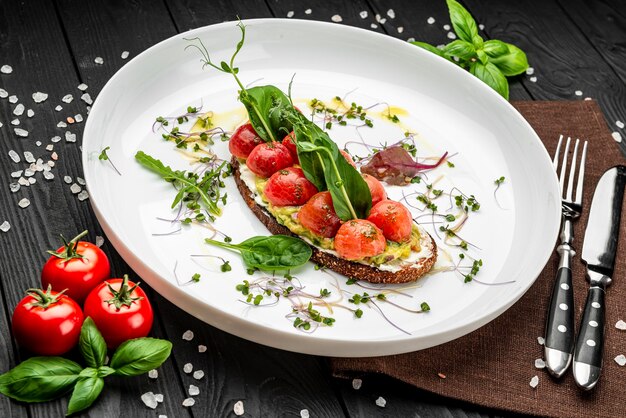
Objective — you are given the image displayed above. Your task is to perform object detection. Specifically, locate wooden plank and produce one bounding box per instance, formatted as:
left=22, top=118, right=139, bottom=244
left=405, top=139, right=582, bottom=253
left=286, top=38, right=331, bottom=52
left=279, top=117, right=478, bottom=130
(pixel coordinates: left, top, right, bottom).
left=165, top=0, right=272, bottom=30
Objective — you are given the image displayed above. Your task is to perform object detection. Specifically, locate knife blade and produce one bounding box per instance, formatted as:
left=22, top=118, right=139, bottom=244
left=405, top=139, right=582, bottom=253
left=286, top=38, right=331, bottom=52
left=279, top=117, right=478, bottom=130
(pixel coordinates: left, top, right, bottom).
left=573, top=165, right=626, bottom=390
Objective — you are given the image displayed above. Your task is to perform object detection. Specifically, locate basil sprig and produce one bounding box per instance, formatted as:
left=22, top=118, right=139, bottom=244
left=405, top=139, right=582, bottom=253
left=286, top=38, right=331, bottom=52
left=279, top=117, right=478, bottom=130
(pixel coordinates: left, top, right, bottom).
left=412, top=0, right=528, bottom=99
left=0, top=317, right=172, bottom=416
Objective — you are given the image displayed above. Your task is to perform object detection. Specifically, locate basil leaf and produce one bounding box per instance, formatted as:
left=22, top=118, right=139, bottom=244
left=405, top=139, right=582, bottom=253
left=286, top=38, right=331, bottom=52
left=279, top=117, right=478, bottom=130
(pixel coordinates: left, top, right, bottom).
left=410, top=41, right=451, bottom=61
left=206, top=235, right=312, bottom=271
left=80, top=317, right=107, bottom=368
left=66, top=376, right=104, bottom=416
left=110, top=338, right=172, bottom=377
left=447, top=0, right=479, bottom=44
left=240, top=85, right=296, bottom=142
left=97, top=366, right=115, bottom=378
left=489, top=43, right=529, bottom=76
left=482, top=40, right=509, bottom=58
left=476, top=49, right=488, bottom=65
left=470, top=61, right=509, bottom=100
left=443, top=40, right=476, bottom=61
left=0, top=357, right=81, bottom=402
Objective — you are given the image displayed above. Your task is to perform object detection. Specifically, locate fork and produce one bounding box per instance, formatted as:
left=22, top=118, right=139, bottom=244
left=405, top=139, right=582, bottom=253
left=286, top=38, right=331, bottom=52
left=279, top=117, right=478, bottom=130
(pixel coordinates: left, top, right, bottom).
left=544, top=135, right=588, bottom=378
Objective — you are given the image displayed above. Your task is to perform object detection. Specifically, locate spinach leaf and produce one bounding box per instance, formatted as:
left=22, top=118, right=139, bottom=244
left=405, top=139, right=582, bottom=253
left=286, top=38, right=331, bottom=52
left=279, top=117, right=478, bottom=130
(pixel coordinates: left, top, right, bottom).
left=470, top=61, right=509, bottom=100
left=66, top=376, right=104, bottom=416
left=79, top=317, right=107, bottom=368
left=110, top=338, right=172, bottom=377
left=0, top=357, right=82, bottom=402
left=240, top=85, right=296, bottom=142
left=447, top=0, right=479, bottom=45
left=489, top=43, right=529, bottom=76
left=205, top=235, right=312, bottom=271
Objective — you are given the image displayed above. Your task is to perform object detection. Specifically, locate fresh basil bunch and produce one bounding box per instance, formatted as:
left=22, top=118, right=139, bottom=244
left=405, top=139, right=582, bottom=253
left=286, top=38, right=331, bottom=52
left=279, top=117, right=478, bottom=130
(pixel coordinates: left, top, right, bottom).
left=0, top=318, right=172, bottom=415
left=412, top=0, right=529, bottom=99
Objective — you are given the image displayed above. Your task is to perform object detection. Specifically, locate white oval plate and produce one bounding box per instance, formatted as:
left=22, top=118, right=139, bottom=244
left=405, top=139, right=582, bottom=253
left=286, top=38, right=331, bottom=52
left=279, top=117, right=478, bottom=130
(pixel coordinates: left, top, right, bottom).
left=83, top=19, right=560, bottom=357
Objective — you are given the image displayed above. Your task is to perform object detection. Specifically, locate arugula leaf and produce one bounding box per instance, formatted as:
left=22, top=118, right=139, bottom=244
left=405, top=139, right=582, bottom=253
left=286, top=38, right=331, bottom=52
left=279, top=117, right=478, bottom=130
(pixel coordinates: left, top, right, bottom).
left=206, top=235, right=312, bottom=271
left=241, top=85, right=296, bottom=142
left=447, top=0, right=479, bottom=44
left=66, top=377, right=104, bottom=416
left=110, top=338, right=172, bottom=377
left=0, top=357, right=82, bottom=402
left=79, top=317, right=107, bottom=368
left=470, top=61, right=509, bottom=99
left=489, top=43, right=529, bottom=76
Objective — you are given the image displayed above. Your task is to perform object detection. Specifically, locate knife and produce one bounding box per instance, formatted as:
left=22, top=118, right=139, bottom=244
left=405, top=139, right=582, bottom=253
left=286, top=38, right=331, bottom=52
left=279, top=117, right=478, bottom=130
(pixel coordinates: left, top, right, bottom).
left=573, top=165, right=626, bottom=390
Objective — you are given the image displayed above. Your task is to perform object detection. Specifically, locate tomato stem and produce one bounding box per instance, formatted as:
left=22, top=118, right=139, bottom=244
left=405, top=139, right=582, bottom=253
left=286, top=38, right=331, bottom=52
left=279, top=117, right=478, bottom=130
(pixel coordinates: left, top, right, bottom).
left=26, top=284, right=67, bottom=309
left=46, top=230, right=89, bottom=261
left=105, top=274, right=144, bottom=310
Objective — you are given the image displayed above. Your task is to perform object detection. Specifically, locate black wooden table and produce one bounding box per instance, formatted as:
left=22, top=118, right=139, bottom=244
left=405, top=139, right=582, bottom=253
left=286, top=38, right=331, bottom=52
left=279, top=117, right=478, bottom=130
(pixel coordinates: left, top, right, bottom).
left=1, top=1, right=624, bottom=416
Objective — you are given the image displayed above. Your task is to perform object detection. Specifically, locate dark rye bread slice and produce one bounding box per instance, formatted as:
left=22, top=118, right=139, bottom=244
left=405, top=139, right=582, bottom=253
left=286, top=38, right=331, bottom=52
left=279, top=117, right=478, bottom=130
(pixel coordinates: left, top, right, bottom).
left=231, top=157, right=438, bottom=284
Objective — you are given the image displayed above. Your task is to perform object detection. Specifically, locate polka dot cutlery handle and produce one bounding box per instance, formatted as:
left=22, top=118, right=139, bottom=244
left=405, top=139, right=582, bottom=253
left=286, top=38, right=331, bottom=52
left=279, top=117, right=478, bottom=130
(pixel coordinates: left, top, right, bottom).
left=573, top=285, right=605, bottom=390
left=544, top=266, right=575, bottom=377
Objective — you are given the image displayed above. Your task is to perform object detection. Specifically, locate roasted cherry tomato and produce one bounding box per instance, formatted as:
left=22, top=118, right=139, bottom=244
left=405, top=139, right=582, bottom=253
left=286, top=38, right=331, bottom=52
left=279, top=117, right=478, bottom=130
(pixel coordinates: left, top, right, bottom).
left=297, top=191, right=342, bottom=238
left=229, top=123, right=264, bottom=159
left=12, top=285, right=84, bottom=355
left=334, top=219, right=386, bottom=260
left=84, top=275, right=153, bottom=349
left=246, top=142, right=294, bottom=178
left=281, top=131, right=299, bottom=164
left=340, top=150, right=357, bottom=168
left=264, top=167, right=318, bottom=207
left=41, top=230, right=110, bottom=304
left=362, top=174, right=387, bottom=207
left=367, top=200, right=413, bottom=243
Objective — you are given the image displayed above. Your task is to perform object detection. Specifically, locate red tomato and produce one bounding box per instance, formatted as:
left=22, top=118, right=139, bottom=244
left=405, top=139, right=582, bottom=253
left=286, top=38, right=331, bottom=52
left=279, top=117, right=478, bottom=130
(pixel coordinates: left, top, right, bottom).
left=367, top=200, right=413, bottom=243
left=12, top=286, right=84, bottom=355
left=246, top=142, right=294, bottom=178
left=264, top=167, right=318, bottom=207
left=363, top=174, right=387, bottom=206
left=41, top=230, right=110, bottom=304
left=340, top=150, right=356, bottom=168
left=334, top=219, right=386, bottom=260
left=282, top=131, right=299, bottom=163
left=229, top=123, right=264, bottom=159
left=84, top=275, right=153, bottom=349
left=297, top=191, right=342, bottom=238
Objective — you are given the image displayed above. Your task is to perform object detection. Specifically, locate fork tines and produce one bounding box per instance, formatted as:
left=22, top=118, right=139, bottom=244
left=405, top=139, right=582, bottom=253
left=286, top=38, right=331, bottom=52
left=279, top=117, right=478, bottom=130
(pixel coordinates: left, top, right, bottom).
left=553, top=135, right=588, bottom=205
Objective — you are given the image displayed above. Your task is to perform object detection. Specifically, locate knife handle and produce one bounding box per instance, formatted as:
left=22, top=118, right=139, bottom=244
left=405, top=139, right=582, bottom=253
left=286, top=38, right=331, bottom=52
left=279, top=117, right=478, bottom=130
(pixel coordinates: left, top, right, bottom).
left=573, top=285, right=605, bottom=390
left=544, top=266, right=575, bottom=377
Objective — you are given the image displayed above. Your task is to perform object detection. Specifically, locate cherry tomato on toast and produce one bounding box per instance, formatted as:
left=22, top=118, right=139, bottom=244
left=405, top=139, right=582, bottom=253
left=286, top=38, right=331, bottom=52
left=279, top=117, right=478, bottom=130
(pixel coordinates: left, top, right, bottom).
left=367, top=200, right=413, bottom=243
left=340, top=150, right=356, bottom=168
left=297, top=191, right=342, bottom=238
left=229, top=123, right=264, bottom=159
left=334, top=219, right=386, bottom=260
left=264, top=167, right=318, bottom=207
left=362, top=174, right=387, bottom=207
left=246, top=142, right=294, bottom=178
left=281, top=131, right=299, bottom=164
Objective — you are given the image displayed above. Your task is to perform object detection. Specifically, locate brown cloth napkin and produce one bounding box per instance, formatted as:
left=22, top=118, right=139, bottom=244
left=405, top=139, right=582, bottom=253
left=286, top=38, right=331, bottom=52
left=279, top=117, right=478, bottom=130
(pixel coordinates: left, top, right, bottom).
left=330, top=101, right=626, bottom=418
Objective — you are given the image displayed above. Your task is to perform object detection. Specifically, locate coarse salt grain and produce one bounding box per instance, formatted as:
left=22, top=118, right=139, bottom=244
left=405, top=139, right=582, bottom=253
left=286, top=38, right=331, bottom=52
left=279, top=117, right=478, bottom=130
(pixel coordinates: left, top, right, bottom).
left=375, top=396, right=386, bottom=407
left=65, top=131, right=77, bottom=142
left=397, top=26, right=404, bottom=33
left=526, top=67, right=535, bottom=75
left=11, top=171, right=22, bottom=178
left=615, top=354, right=626, bottom=366
left=378, top=18, right=387, bottom=24
left=14, top=128, right=28, bottom=137
left=305, top=9, right=311, bottom=15
left=24, top=168, right=34, bottom=177
left=121, top=51, right=130, bottom=59
left=18, top=177, right=29, bottom=186
left=78, top=190, right=89, bottom=201
left=51, top=152, right=58, bottom=160
left=43, top=171, right=54, bottom=180
left=616, top=320, right=626, bottom=330
left=537, top=336, right=545, bottom=345
left=9, top=95, right=18, bottom=103
left=11, top=119, right=19, bottom=126
left=13, top=103, right=24, bottom=116
left=198, top=344, right=207, bottom=352
left=155, top=393, right=164, bottom=403
left=75, top=114, right=84, bottom=122
left=77, top=177, right=85, bottom=185
left=352, top=378, right=362, bottom=390
left=387, top=9, right=395, bottom=19
left=148, top=369, right=158, bottom=379
left=9, top=183, right=20, bottom=193
left=51, top=135, right=62, bottom=143
left=28, top=177, right=36, bottom=185
left=27, top=109, right=34, bottom=117
left=158, top=416, right=167, bottom=418
left=360, top=11, right=368, bottom=19
left=55, top=105, right=63, bottom=111
left=1, top=65, right=13, bottom=74
left=443, top=24, right=451, bottom=30
left=612, top=132, right=622, bottom=142
left=529, top=375, right=539, bottom=388
left=78, top=83, right=88, bottom=91
left=438, top=372, right=446, bottom=379
left=427, top=17, right=435, bottom=24
left=141, top=392, right=158, bottom=409
left=331, top=14, right=342, bottom=23
left=62, top=94, right=73, bottom=103
left=193, top=370, right=204, bottom=380
left=300, top=409, right=310, bottom=418
left=9, top=150, right=20, bottom=163
left=18, top=198, right=30, bottom=208
left=182, top=397, right=195, bottom=407
left=233, top=400, right=244, bottom=416
left=535, top=359, right=546, bottom=369
left=575, top=90, right=583, bottom=96
left=286, top=10, right=294, bottom=18
left=182, top=330, right=194, bottom=341
left=81, top=93, right=93, bottom=105
left=95, top=235, right=105, bottom=247
left=530, top=76, right=537, bottom=82
left=24, top=151, right=35, bottom=163
left=370, top=23, right=378, bottom=29
left=479, top=23, right=485, bottom=30
left=32, top=92, right=48, bottom=103
left=0, top=221, right=10, bottom=232
left=94, top=57, right=104, bottom=65
left=64, top=176, right=72, bottom=183
left=447, top=32, right=456, bottom=39
left=183, top=363, right=193, bottom=373
left=0, top=88, right=7, bottom=98
left=70, top=183, right=82, bottom=194
left=188, top=384, right=200, bottom=396
left=616, top=120, right=624, bottom=129
left=46, top=144, right=53, bottom=151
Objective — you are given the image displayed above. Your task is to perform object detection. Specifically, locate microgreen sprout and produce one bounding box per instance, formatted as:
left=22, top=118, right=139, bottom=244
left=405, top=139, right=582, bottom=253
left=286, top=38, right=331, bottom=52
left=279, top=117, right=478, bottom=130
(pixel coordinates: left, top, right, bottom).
left=494, top=176, right=507, bottom=209
left=98, top=146, right=121, bottom=176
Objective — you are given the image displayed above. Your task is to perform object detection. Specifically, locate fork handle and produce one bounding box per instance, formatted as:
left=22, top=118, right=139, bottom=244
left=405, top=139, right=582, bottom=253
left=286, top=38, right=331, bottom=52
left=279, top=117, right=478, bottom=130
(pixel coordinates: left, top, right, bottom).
left=544, top=245, right=575, bottom=377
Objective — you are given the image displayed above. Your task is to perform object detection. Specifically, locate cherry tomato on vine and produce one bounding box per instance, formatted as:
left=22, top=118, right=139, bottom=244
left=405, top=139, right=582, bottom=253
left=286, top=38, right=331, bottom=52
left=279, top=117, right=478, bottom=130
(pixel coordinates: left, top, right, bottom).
left=41, top=230, right=110, bottom=304
left=84, top=275, right=153, bottom=349
left=12, top=285, right=84, bottom=355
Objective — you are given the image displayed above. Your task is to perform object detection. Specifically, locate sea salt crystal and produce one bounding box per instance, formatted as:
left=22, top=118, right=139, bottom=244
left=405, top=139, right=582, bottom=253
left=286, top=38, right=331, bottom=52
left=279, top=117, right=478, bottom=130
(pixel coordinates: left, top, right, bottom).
left=64, top=176, right=72, bottom=184
left=183, top=363, right=193, bottom=373
left=575, top=90, right=583, bottom=96
left=375, top=396, right=386, bottom=407
left=443, top=24, right=451, bottom=30
left=616, top=120, right=624, bottom=129
left=24, top=151, right=35, bottom=163
left=535, top=358, right=546, bottom=369
left=11, top=119, right=19, bottom=125
left=233, top=400, right=244, bottom=416
left=387, top=9, right=395, bottom=18
left=28, top=177, right=36, bottom=185
left=55, top=105, right=63, bottom=112
left=397, top=26, right=404, bottom=33
left=447, top=31, right=457, bottom=39
left=95, top=235, right=105, bottom=247
left=46, top=144, right=53, bottom=151
left=359, top=11, right=368, bottom=19
left=81, top=93, right=93, bottom=105
left=77, top=190, right=89, bottom=201
left=121, top=51, right=130, bottom=59
left=0, top=88, right=7, bottom=98
left=526, top=67, right=535, bottom=75
left=305, top=9, right=312, bottom=15
left=352, top=378, right=362, bottom=390
left=479, top=24, right=485, bottom=30
left=94, top=57, right=104, bottom=65
left=1, top=65, right=13, bottom=74
left=537, top=337, right=545, bottom=345
left=14, top=128, right=28, bottom=137
left=615, top=354, right=626, bottom=366
left=148, top=369, right=158, bottom=379
left=612, top=132, right=622, bottom=143
left=75, top=114, right=83, bottom=122
left=616, top=320, right=626, bottom=330
left=198, top=345, right=207, bottom=353
left=300, top=409, right=310, bottom=418
left=51, top=152, right=58, bottom=160
left=11, top=171, right=22, bottom=178
left=27, top=109, right=34, bottom=117
left=193, top=370, right=204, bottom=380
left=182, top=330, right=194, bottom=341
left=9, top=150, right=20, bottom=163
left=32, top=92, right=48, bottom=103
left=65, top=131, right=77, bottom=142
left=182, top=398, right=195, bottom=407
left=57, top=121, right=67, bottom=128
left=13, top=103, right=24, bottom=116
left=62, top=94, right=73, bottom=103
left=78, top=83, right=88, bottom=91
left=158, top=416, right=167, bottom=418
left=188, top=385, right=200, bottom=396
left=529, top=375, right=539, bottom=388
left=9, top=95, right=18, bottom=103
left=331, top=14, right=342, bottom=23
left=154, top=393, right=164, bottom=403
left=0, top=221, right=10, bottom=232
left=0, top=121, right=3, bottom=127
left=9, top=183, right=20, bottom=193
left=530, top=76, right=537, bottom=83
left=18, top=198, right=30, bottom=208
left=427, top=17, right=435, bottom=24
left=286, top=10, right=294, bottom=18
left=24, top=169, right=34, bottom=177
left=51, top=135, right=61, bottom=143
left=18, top=177, right=30, bottom=186
left=141, top=392, right=158, bottom=409
left=70, top=183, right=81, bottom=194
left=370, top=23, right=378, bottom=29
left=77, top=177, right=85, bottom=185
left=43, top=171, right=54, bottom=180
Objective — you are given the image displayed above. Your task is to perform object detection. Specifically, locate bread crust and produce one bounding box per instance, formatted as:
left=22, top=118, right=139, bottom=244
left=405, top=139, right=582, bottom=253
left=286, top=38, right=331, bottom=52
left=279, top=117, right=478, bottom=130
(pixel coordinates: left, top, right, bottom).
left=232, top=157, right=437, bottom=284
